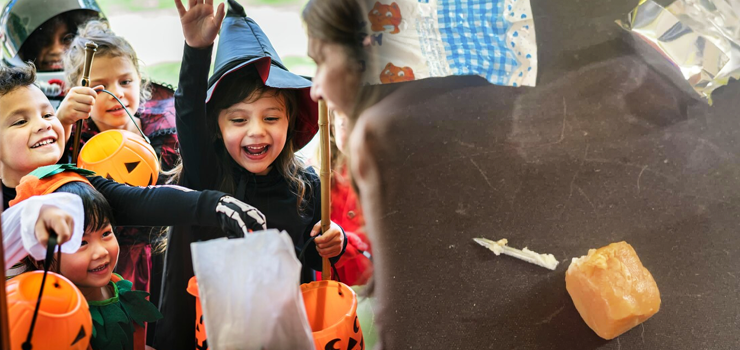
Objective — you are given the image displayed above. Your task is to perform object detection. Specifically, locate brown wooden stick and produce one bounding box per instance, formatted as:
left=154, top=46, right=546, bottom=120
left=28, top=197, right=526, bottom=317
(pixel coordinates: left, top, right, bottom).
left=318, top=99, right=332, bottom=281
left=71, top=42, right=98, bottom=164
left=0, top=191, right=11, bottom=349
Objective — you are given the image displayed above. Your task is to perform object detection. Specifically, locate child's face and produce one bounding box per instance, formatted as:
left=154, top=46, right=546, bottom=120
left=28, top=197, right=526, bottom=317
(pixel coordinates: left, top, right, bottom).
left=61, top=223, right=119, bottom=296
left=217, top=93, right=289, bottom=175
left=307, top=38, right=360, bottom=116
left=36, top=22, right=73, bottom=72
left=89, top=55, right=141, bottom=132
left=332, top=111, right=349, bottom=155
left=0, top=85, right=65, bottom=186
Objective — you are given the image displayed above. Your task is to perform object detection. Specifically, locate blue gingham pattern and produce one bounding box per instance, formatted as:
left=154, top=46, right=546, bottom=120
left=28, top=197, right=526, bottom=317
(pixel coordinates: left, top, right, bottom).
left=437, top=0, right=519, bottom=85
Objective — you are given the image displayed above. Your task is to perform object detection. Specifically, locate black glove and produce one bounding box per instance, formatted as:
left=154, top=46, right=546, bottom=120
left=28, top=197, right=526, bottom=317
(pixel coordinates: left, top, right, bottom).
left=215, top=196, right=267, bottom=238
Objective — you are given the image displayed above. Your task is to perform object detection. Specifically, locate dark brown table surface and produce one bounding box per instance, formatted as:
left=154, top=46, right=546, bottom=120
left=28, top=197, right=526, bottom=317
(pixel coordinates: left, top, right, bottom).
left=351, top=0, right=740, bottom=349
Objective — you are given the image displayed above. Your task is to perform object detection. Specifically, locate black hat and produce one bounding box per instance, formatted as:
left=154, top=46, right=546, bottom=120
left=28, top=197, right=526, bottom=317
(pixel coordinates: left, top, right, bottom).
left=207, top=0, right=318, bottom=150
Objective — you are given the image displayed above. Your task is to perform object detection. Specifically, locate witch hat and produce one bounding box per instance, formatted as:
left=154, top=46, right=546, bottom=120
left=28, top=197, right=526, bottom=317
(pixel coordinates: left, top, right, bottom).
left=207, top=0, right=318, bottom=150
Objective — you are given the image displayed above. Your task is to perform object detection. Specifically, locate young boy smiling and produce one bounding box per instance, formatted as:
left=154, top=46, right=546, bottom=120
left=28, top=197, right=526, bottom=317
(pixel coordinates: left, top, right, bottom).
left=0, top=64, right=65, bottom=199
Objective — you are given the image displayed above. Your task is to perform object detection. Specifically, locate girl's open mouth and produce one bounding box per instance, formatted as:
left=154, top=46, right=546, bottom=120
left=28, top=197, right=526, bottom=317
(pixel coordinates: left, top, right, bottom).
left=245, top=145, right=268, bottom=155
left=88, top=263, right=109, bottom=274
left=107, top=106, right=128, bottom=115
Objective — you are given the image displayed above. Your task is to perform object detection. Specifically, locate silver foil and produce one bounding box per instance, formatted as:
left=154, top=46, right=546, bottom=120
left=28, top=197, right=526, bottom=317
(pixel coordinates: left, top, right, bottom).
left=617, top=0, right=740, bottom=104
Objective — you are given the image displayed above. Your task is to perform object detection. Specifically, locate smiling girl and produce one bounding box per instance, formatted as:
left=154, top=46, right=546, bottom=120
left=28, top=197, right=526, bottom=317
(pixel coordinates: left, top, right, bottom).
left=154, top=1, right=347, bottom=349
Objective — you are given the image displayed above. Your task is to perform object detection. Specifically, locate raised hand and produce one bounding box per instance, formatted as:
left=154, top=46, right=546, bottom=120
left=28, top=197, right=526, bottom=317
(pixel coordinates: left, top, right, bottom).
left=175, top=0, right=226, bottom=48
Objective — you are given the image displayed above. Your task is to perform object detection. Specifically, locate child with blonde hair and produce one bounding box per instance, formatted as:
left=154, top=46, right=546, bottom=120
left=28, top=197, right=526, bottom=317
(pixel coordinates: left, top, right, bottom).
left=57, top=20, right=180, bottom=300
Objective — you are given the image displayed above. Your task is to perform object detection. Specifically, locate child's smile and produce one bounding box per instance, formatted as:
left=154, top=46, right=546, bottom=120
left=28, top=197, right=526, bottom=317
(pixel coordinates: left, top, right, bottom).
left=0, top=85, right=65, bottom=187
left=30, top=135, right=57, bottom=149
left=88, top=262, right=110, bottom=275
left=61, top=223, right=119, bottom=301
left=88, top=55, right=141, bottom=132
left=243, top=143, right=270, bottom=159
left=218, top=93, right=289, bottom=175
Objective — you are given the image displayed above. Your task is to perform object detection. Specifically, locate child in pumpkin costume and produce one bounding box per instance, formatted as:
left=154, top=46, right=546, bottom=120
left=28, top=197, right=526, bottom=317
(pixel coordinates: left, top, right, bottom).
left=10, top=164, right=268, bottom=350
left=11, top=165, right=161, bottom=350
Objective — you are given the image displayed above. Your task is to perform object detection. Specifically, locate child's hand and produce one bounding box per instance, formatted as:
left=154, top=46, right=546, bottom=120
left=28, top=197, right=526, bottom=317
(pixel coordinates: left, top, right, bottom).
left=57, top=86, right=98, bottom=124
left=311, top=221, right=345, bottom=258
left=57, top=85, right=100, bottom=139
left=175, top=0, right=226, bottom=49
left=35, top=205, right=75, bottom=247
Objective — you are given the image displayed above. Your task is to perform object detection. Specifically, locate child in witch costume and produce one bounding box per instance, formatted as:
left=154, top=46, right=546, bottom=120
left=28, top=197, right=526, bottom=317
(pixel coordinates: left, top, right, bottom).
left=155, top=1, right=347, bottom=349
left=10, top=165, right=267, bottom=350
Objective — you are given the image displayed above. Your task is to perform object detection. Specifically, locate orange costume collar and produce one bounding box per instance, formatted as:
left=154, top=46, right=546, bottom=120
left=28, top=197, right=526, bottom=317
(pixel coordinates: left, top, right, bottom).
left=9, top=164, right=94, bottom=207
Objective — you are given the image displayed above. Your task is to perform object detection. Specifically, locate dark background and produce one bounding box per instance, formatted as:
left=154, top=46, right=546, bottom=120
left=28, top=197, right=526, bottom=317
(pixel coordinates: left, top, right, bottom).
left=356, top=0, right=740, bottom=349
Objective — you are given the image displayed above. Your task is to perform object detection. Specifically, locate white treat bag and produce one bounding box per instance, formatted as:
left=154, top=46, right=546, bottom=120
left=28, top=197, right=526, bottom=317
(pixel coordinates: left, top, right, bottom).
left=191, top=230, right=315, bottom=350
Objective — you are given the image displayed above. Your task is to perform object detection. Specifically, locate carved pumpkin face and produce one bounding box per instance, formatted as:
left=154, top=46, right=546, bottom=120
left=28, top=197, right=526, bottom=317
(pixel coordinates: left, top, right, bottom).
left=6, top=271, right=92, bottom=350
left=77, top=129, right=159, bottom=187
left=302, top=280, right=364, bottom=350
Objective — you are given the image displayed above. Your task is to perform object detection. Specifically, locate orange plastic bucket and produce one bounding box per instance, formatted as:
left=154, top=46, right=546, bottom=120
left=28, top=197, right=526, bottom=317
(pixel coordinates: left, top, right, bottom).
left=301, top=280, right=364, bottom=350
left=187, top=276, right=208, bottom=350
left=6, top=271, right=92, bottom=350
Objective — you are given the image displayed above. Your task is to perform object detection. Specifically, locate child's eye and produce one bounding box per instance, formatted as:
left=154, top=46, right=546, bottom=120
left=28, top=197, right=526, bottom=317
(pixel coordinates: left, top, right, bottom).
left=43, top=113, right=55, bottom=119
left=80, top=240, right=88, bottom=247
left=102, top=230, right=114, bottom=238
left=121, top=80, right=132, bottom=86
left=11, top=119, right=26, bottom=127
left=264, top=116, right=280, bottom=122
left=231, top=118, right=247, bottom=124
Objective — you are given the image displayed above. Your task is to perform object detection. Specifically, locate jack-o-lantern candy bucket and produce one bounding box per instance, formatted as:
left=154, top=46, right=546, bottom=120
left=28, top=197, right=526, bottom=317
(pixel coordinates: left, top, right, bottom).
left=77, top=129, right=160, bottom=187
left=301, top=280, right=364, bottom=350
left=6, top=271, right=93, bottom=350
left=187, top=276, right=208, bottom=350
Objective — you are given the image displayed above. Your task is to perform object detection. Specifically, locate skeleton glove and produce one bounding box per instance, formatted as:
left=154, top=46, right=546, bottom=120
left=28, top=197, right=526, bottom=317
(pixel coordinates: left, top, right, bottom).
left=215, top=196, right=267, bottom=238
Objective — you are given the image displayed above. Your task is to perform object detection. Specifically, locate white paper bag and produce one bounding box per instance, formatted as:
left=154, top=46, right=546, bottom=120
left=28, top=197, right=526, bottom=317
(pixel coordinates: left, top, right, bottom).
left=191, top=230, right=315, bottom=350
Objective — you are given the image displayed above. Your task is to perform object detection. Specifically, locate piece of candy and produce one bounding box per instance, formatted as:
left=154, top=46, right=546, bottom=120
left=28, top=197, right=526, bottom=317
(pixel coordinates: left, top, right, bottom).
left=566, top=241, right=661, bottom=339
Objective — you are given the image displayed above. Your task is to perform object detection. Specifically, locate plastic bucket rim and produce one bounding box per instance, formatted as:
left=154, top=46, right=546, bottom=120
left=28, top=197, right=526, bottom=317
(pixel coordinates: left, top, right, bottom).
left=12, top=271, right=85, bottom=319
left=301, top=280, right=359, bottom=334
left=78, top=129, right=128, bottom=166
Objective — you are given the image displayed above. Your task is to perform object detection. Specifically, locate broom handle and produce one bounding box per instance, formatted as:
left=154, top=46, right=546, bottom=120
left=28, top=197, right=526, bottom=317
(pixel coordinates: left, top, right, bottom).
left=71, top=42, right=98, bottom=164
left=318, top=100, right=332, bottom=281
left=0, top=191, right=10, bottom=349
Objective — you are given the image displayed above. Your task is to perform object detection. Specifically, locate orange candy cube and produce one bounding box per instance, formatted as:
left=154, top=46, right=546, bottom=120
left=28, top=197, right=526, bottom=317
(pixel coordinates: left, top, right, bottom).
left=565, top=241, right=661, bottom=339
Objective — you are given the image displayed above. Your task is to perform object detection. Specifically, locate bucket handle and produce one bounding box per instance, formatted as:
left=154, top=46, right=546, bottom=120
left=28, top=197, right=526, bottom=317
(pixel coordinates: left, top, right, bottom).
left=298, top=236, right=343, bottom=295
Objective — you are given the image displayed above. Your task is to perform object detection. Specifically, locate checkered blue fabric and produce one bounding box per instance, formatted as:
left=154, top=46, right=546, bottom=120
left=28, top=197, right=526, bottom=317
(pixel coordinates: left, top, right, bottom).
left=437, top=0, right=519, bottom=85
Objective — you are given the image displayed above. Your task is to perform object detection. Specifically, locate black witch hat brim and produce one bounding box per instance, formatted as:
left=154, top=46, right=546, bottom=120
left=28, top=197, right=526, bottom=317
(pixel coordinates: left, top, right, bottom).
left=206, top=0, right=318, bottom=150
